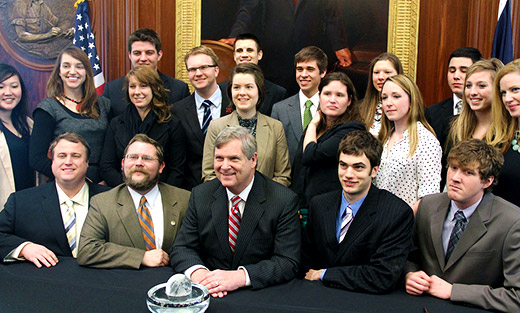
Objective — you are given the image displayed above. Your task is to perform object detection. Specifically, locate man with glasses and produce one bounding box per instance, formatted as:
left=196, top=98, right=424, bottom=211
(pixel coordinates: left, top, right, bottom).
left=172, top=45, right=230, bottom=191
left=78, top=134, right=190, bottom=269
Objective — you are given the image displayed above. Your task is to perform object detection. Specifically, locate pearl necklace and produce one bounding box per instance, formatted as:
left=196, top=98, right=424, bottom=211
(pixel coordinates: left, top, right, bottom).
left=512, top=131, right=520, bottom=152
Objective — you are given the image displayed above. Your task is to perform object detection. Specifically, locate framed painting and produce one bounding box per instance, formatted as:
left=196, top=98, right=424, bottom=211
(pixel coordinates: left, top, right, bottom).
left=175, top=0, right=420, bottom=95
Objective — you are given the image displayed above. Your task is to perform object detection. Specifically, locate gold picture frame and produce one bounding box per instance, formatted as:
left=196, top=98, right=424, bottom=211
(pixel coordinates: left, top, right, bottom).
left=175, top=0, right=420, bottom=83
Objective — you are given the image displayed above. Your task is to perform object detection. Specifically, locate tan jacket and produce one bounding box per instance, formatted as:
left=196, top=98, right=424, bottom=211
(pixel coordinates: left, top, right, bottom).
left=202, top=111, right=291, bottom=187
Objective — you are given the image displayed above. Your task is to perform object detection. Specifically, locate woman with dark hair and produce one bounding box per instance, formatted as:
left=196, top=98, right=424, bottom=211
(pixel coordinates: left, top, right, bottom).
left=0, top=64, right=35, bottom=208
left=360, top=53, right=403, bottom=136
left=100, top=65, right=186, bottom=187
left=291, top=72, right=365, bottom=225
left=375, top=74, right=441, bottom=211
left=201, top=63, right=291, bottom=186
left=29, top=46, right=111, bottom=183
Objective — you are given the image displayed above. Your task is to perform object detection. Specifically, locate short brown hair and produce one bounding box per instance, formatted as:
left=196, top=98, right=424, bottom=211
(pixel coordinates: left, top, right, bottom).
left=49, top=132, right=91, bottom=161
left=447, top=139, right=504, bottom=191
left=127, top=28, right=162, bottom=52
left=184, top=45, right=220, bottom=68
left=123, top=134, right=165, bottom=164
left=294, top=46, right=328, bottom=73
left=338, top=130, right=382, bottom=169
left=227, top=63, right=265, bottom=111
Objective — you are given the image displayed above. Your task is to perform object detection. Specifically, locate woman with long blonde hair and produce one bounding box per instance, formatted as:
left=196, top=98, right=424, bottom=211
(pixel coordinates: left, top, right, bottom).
left=375, top=74, right=441, bottom=210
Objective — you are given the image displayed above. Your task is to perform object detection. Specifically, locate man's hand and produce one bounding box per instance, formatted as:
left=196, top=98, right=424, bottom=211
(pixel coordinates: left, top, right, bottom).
left=141, top=249, right=169, bottom=267
left=199, top=269, right=246, bottom=298
left=405, top=271, right=432, bottom=295
left=335, top=48, right=352, bottom=67
left=190, top=268, right=210, bottom=284
left=427, top=275, right=452, bottom=299
left=304, top=269, right=324, bottom=281
left=20, top=243, right=59, bottom=268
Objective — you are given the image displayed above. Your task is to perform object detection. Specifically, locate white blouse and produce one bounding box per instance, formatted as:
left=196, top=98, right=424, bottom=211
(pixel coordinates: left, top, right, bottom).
left=374, top=122, right=442, bottom=207
left=369, top=101, right=383, bottom=137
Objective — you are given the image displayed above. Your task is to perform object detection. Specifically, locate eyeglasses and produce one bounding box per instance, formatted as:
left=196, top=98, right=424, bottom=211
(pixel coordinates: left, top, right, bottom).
left=187, top=64, right=217, bottom=73
left=125, top=154, right=158, bottom=162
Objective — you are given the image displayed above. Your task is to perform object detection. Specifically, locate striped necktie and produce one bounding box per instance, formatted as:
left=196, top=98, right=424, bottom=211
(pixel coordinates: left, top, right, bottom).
left=229, top=196, right=242, bottom=252
left=339, top=205, right=353, bottom=243
left=445, top=210, right=467, bottom=262
left=201, top=99, right=213, bottom=135
left=64, top=200, right=77, bottom=257
left=138, top=196, right=156, bottom=250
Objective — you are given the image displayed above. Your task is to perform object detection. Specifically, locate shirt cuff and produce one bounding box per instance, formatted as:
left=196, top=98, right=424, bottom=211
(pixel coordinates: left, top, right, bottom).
left=184, top=264, right=209, bottom=281
left=4, top=242, right=31, bottom=262
left=320, top=269, right=327, bottom=280
left=238, top=266, right=251, bottom=286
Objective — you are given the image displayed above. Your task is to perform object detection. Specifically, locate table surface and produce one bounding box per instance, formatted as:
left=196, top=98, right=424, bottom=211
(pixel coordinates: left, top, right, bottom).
left=0, top=258, right=488, bottom=313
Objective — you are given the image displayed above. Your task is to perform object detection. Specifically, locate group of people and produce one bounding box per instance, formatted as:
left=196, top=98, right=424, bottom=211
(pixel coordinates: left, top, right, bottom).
left=0, top=27, right=520, bottom=312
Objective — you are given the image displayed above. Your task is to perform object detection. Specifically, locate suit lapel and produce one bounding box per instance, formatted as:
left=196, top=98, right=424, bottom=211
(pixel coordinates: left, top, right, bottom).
left=232, top=175, right=265, bottom=268
left=255, top=114, right=269, bottom=170
left=211, top=185, right=234, bottom=261
left=184, top=96, right=205, bottom=146
left=115, top=187, right=146, bottom=249
left=430, top=202, right=449, bottom=270
left=321, top=192, right=341, bottom=254
left=41, top=184, right=71, bottom=255
left=160, top=184, right=180, bottom=251
left=288, top=95, right=302, bottom=139
left=444, top=194, right=490, bottom=270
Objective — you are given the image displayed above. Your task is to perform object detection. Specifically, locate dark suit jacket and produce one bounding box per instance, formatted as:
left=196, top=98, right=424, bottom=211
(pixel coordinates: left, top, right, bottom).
left=219, top=79, right=287, bottom=116
left=271, top=93, right=301, bottom=163
left=171, top=87, right=230, bottom=191
left=302, top=186, right=413, bottom=293
left=170, top=172, right=301, bottom=290
left=103, top=71, right=190, bottom=117
left=0, top=182, right=109, bottom=260
left=425, top=97, right=454, bottom=150
left=78, top=183, right=190, bottom=269
left=406, top=193, right=520, bottom=312
left=99, top=114, right=186, bottom=188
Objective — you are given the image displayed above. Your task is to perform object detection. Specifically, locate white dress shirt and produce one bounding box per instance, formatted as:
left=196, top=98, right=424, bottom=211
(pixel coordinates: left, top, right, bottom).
left=298, top=90, right=319, bottom=125
left=128, top=185, right=164, bottom=250
left=195, top=88, right=223, bottom=128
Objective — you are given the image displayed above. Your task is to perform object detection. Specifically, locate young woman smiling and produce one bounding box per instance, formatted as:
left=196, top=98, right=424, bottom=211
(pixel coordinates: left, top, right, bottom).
left=201, top=63, right=291, bottom=187
left=29, top=47, right=111, bottom=183
left=100, top=65, right=186, bottom=187
left=375, top=75, right=441, bottom=211
left=0, top=64, right=35, bottom=208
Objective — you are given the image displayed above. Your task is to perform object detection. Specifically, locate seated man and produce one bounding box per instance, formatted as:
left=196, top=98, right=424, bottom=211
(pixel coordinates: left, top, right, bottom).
left=405, top=139, right=520, bottom=312
left=0, top=132, right=108, bottom=267
left=171, top=126, right=300, bottom=297
left=78, top=134, right=190, bottom=269
left=303, top=130, right=414, bottom=293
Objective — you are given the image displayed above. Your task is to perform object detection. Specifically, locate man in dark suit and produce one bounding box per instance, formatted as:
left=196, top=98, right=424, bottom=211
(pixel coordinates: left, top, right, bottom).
left=218, top=33, right=287, bottom=116
left=171, top=126, right=300, bottom=297
left=425, top=47, right=482, bottom=149
left=78, top=134, right=190, bottom=269
left=0, top=133, right=108, bottom=267
left=172, top=46, right=230, bottom=191
left=271, top=46, right=327, bottom=163
left=405, top=139, right=520, bottom=312
left=103, top=28, right=190, bottom=117
left=303, top=130, right=414, bottom=293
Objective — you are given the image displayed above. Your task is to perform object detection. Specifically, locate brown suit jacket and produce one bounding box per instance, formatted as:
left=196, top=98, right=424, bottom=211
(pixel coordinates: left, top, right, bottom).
left=201, top=111, right=291, bottom=187
left=77, top=183, right=190, bottom=269
left=406, top=192, right=520, bottom=312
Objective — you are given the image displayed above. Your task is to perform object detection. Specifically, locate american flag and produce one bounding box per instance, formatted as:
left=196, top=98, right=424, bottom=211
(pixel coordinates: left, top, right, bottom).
left=73, top=0, right=105, bottom=95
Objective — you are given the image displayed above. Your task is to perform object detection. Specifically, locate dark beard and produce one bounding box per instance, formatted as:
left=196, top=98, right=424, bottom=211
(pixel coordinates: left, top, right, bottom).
left=123, top=168, right=159, bottom=192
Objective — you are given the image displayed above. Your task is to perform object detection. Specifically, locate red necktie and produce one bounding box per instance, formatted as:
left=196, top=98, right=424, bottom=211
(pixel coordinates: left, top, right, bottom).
left=228, top=196, right=241, bottom=252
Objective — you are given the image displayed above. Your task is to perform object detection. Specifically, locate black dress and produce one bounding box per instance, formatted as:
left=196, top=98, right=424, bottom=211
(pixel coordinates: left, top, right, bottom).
left=1, top=123, right=34, bottom=191
left=494, top=146, right=520, bottom=207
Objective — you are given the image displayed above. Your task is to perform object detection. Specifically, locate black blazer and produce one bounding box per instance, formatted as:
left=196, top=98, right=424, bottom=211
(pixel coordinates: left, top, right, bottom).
left=291, top=121, right=365, bottom=209
left=171, top=87, right=230, bottom=191
left=0, top=182, right=109, bottom=259
left=103, top=71, right=190, bottom=117
left=425, top=97, right=454, bottom=150
left=99, top=114, right=186, bottom=188
left=219, top=79, right=287, bottom=116
left=302, top=186, right=414, bottom=293
left=170, top=172, right=301, bottom=290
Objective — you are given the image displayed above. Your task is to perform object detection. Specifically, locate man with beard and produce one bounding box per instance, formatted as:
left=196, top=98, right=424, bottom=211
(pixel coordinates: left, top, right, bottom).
left=78, top=134, right=190, bottom=269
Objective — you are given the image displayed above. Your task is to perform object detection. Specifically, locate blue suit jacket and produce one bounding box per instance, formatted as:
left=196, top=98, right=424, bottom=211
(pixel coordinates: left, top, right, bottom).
left=0, top=182, right=109, bottom=259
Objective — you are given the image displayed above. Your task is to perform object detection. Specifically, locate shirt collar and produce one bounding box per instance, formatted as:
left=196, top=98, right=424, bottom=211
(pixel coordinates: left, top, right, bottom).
left=448, top=196, right=482, bottom=222
left=299, top=90, right=319, bottom=109
left=128, top=184, right=160, bottom=209
left=339, top=190, right=368, bottom=218
left=195, top=87, right=222, bottom=110
left=452, top=94, right=462, bottom=106
left=56, top=182, right=89, bottom=207
left=226, top=176, right=255, bottom=203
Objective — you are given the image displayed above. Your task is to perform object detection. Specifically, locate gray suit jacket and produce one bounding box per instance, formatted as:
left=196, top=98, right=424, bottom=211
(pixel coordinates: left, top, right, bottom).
left=78, top=183, right=190, bottom=269
left=407, top=192, right=520, bottom=312
left=271, top=93, right=302, bottom=163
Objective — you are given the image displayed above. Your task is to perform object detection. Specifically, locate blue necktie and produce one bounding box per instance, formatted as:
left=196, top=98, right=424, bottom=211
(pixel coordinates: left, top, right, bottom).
left=201, top=99, right=213, bottom=135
